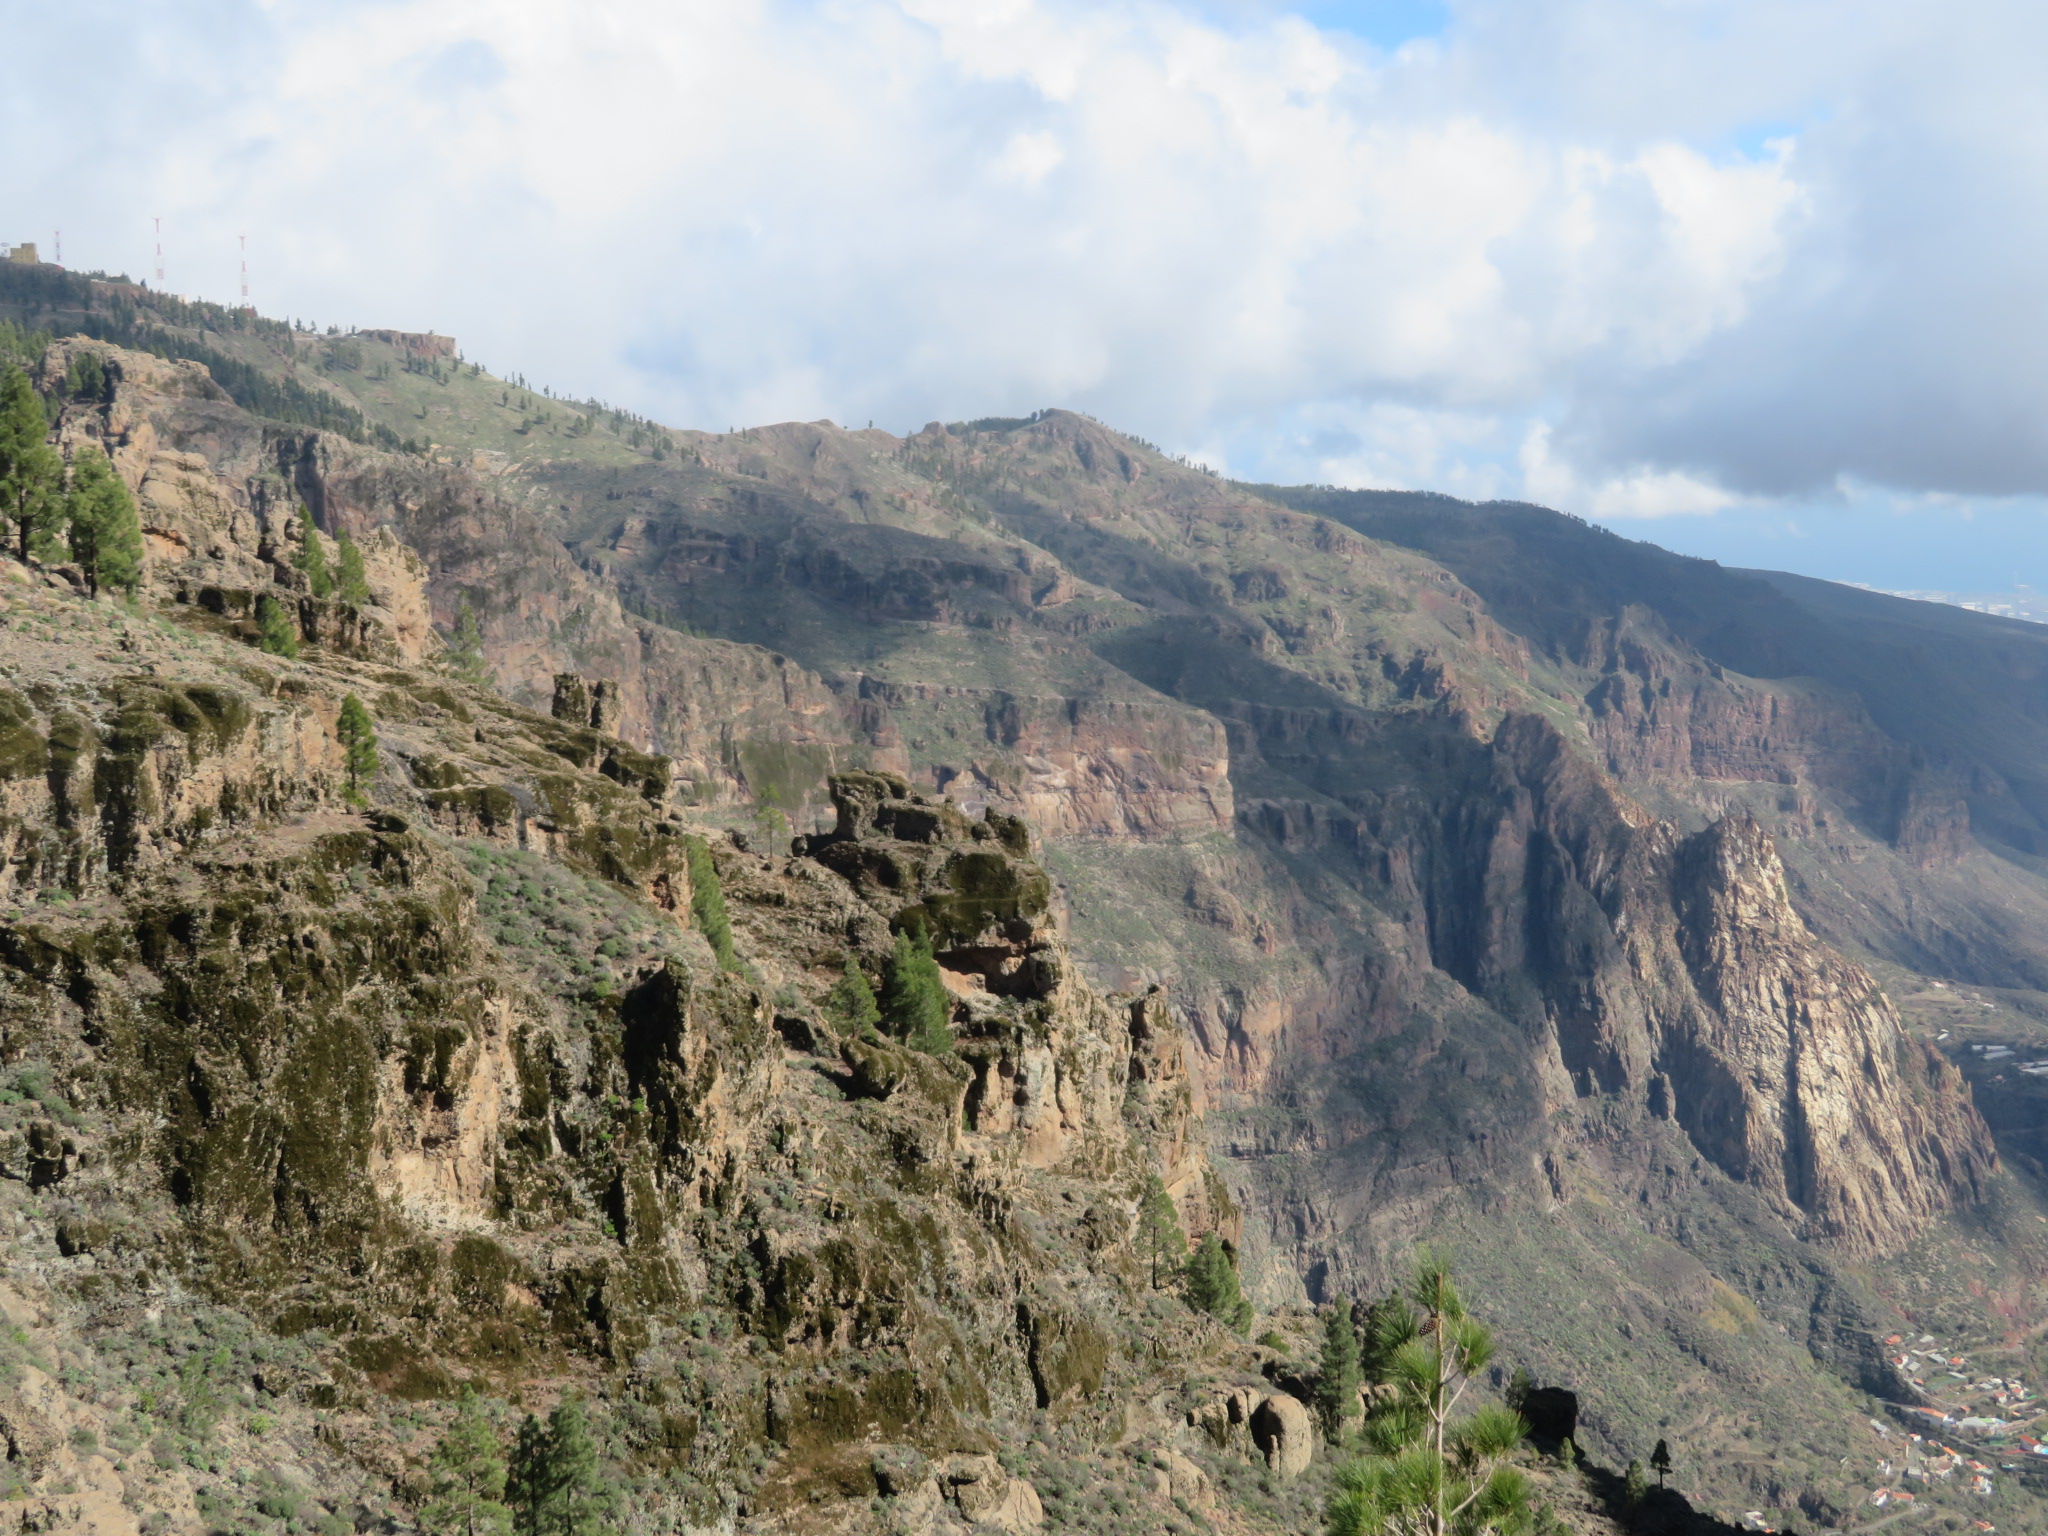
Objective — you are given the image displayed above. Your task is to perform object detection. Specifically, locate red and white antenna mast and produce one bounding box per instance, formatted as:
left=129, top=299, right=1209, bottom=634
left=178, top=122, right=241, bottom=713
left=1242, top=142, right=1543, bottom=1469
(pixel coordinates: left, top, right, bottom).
left=239, top=234, right=250, bottom=310
left=152, top=216, right=165, bottom=288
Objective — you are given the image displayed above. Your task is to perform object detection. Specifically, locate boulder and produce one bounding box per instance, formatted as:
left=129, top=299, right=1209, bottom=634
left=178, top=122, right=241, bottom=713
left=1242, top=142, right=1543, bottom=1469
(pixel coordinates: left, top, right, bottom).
left=938, top=1454, right=1044, bottom=1531
left=1521, top=1386, right=1578, bottom=1446
left=1250, top=1392, right=1314, bottom=1478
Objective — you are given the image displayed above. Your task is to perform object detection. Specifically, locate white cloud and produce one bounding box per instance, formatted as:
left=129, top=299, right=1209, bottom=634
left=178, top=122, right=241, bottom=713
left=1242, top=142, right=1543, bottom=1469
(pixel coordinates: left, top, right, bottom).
left=6, top=0, right=2048, bottom=540
left=1520, top=423, right=1745, bottom=520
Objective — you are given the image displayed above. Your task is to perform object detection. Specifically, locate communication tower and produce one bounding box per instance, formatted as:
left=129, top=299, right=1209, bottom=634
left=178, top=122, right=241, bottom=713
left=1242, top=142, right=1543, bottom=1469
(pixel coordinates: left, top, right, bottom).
left=52, top=230, right=60, bottom=266
left=239, top=235, right=250, bottom=310
left=153, top=216, right=164, bottom=288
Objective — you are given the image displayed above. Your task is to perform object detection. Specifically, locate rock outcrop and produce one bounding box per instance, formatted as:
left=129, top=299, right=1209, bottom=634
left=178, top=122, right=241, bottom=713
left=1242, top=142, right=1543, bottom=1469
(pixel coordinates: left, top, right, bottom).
left=1260, top=711, right=1996, bottom=1259
left=0, top=569, right=1259, bottom=1531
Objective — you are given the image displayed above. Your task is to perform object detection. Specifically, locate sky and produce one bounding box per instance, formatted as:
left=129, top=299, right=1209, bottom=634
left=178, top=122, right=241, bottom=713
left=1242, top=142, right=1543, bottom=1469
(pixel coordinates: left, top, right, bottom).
left=4, top=0, right=2047, bottom=594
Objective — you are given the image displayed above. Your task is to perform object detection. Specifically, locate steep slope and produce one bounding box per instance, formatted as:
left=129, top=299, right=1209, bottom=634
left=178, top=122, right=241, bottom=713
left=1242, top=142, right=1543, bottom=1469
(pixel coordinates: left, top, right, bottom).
left=0, top=474, right=1342, bottom=1534
left=5, top=270, right=2043, bottom=1526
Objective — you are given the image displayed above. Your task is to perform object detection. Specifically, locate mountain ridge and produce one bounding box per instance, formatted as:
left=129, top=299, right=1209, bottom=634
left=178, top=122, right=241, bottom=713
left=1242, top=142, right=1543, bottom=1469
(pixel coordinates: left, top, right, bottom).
left=3, top=268, right=2047, bottom=1529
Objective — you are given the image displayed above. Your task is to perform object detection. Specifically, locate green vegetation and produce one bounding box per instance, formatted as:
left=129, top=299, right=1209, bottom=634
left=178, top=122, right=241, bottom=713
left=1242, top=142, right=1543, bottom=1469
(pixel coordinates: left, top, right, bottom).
left=0, top=319, right=47, bottom=373
left=297, top=509, right=334, bottom=597
left=1325, top=1256, right=1530, bottom=1536
left=824, top=956, right=881, bottom=1036
left=337, top=693, right=377, bottom=803
left=256, top=594, right=299, bottom=658
left=63, top=348, right=107, bottom=403
left=423, top=1389, right=512, bottom=1536
left=336, top=528, right=370, bottom=604
left=1315, top=1297, right=1363, bottom=1445
left=448, top=596, right=489, bottom=684
left=63, top=445, right=143, bottom=597
left=1649, top=1438, right=1671, bottom=1488
left=1136, top=1174, right=1187, bottom=1289
left=1183, top=1232, right=1252, bottom=1334
left=683, top=835, right=737, bottom=971
left=0, top=365, right=59, bottom=563
left=508, top=1398, right=619, bottom=1536
left=880, top=928, right=952, bottom=1054
left=0, top=260, right=404, bottom=445
left=463, top=843, right=681, bottom=995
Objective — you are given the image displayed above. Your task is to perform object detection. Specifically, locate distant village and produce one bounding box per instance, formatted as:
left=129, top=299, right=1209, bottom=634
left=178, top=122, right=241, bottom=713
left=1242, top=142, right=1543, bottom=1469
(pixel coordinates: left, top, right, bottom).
left=1854, top=1327, right=2048, bottom=1526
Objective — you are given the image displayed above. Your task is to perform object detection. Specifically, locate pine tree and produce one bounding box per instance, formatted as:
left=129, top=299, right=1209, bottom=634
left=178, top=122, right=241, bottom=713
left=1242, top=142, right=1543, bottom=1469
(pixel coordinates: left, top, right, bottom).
left=1505, top=1366, right=1532, bottom=1415
left=1315, top=1296, right=1363, bottom=1445
left=1324, top=1255, right=1532, bottom=1536
left=880, top=928, right=951, bottom=1054
left=684, top=836, right=737, bottom=971
left=1137, top=1174, right=1188, bottom=1289
left=337, top=693, right=378, bottom=803
left=1358, top=1291, right=1408, bottom=1384
left=448, top=596, right=490, bottom=685
left=1649, top=1438, right=1672, bottom=1488
left=1183, top=1232, right=1253, bottom=1334
left=422, top=1389, right=513, bottom=1536
left=336, top=528, right=370, bottom=604
left=541, top=1398, right=619, bottom=1536
left=64, top=446, right=143, bottom=598
left=824, top=957, right=882, bottom=1037
left=255, top=594, right=299, bottom=658
left=295, top=508, right=334, bottom=597
left=1624, top=1458, right=1647, bottom=1508
left=0, top=366, right=60, bottom=564
left=63, top=350, right=107, bottom=403
left=507, top=1414, right=553, bottom=1536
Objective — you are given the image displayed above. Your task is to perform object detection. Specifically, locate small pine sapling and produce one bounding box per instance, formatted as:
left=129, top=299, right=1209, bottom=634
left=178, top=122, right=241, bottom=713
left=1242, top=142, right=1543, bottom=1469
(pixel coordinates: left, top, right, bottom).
left=295, top=508, right=334, bottom=597
left=336, top=528, right=370, bottom=604
left=825, top=957, right=882, bottom=1037
left=337, top=693, right=378, bottom=804
left=256, top=594, right=299, bottom=658
left=1325, top=1255, right=1533, bottom=1536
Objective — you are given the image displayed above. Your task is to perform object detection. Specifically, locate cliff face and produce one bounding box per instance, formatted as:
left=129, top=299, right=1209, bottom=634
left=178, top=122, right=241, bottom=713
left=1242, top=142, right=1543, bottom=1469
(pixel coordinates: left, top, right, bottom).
left=1219, top=709, right=1992, bottom=1261
left=0, top=572, right=1295, bottom=1533
left=1659, top=813, right=1992, bottom=1249
left=1434, top=716, right=1991, bottom=1256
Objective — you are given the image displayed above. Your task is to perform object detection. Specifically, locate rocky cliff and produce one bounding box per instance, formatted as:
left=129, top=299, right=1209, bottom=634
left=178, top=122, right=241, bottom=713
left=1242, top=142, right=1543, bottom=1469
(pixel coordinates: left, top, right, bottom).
left=0, top=558, right=1331, bottom=1532
left=1, top=277, right=2038, bottom=1528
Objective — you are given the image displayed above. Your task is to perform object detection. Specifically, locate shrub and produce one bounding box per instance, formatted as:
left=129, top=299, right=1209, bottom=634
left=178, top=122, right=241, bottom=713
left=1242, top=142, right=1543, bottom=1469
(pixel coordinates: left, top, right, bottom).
left=684, top=836, right=738, bottom=971
left=824, top=957, right=882, bottom=1037
left=880, top=929, right=951, bottom=1054
left=1183, top=1233, right=1252, bottom=1334
left=255, top=595, right=298, bottom=658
